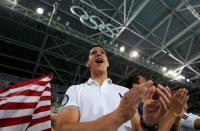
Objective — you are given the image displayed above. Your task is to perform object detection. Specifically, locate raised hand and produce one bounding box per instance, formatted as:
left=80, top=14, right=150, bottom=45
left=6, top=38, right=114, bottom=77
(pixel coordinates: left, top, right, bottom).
left=143, top=84, right=172, bottom=126
left=116, top=80, right=153, bottom=122
left=168, top=88, right=188, bottom=117
left=157, top=88, right=188, bottom=131
left=156, top=85, right=172, bottom=111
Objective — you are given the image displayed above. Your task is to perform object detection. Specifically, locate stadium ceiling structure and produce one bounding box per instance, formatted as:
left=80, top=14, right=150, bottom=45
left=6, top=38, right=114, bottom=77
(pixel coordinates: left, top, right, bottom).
left=0, top=0, right=200, bottom=113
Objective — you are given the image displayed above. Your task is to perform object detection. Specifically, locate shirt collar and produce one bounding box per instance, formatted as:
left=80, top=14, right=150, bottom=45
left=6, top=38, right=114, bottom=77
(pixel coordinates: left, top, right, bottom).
left=87, top=78, right=112, bottom=86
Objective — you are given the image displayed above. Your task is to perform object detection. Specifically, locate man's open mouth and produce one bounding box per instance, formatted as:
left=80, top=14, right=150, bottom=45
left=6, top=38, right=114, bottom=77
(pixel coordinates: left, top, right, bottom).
left=95, top=58, right=103, bottom=63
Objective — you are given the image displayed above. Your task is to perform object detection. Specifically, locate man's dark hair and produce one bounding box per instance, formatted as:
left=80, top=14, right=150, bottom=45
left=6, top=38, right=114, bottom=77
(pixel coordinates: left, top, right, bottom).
left=125, top=72, right=146, bottom=89
left=83, top=44, right=105, bottom=64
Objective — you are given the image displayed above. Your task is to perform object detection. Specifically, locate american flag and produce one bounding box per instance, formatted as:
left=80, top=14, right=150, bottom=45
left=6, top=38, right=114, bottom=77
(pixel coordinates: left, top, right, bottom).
left=0, top=74, right=52, bottom=131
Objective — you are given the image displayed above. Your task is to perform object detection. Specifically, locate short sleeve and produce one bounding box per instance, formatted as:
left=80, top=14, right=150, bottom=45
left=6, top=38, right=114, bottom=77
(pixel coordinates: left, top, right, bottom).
left=120, top=86, right=129, bottom=95
left=180, top=113, right=200, bottom=129
left=61, top=85, right=78, bottom=108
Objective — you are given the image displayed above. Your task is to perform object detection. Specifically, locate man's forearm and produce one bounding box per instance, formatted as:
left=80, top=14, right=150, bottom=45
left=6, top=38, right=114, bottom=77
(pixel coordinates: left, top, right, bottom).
left=56, top=110, right=126, bottom=131
left=170, top=117, right=180, bottom=131
left=157, top=111, right=177, bottom=131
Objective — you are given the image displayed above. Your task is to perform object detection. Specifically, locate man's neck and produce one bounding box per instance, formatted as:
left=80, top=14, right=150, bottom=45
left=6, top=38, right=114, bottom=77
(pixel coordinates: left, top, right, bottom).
left=90, top=72, right=107, bottom=86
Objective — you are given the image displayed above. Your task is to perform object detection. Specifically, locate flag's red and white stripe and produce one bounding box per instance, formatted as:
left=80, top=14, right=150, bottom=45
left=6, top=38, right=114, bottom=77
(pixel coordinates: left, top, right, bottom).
left=0, top=74, right=53, bottom=131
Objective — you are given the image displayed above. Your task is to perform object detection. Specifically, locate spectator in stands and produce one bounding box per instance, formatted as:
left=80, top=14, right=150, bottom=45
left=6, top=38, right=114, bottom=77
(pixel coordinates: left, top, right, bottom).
left=126, top=73, right=188, bottom=131
left=178, top=93, right=200, bottom=131
left=158, top=88, right=188, bottom=131
left=180, top=111, right=200, bottom=131
left=55, top=45, right=172, bottom=131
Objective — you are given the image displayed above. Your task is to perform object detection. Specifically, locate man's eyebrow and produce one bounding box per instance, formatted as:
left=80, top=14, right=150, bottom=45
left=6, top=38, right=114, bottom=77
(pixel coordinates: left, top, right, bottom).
left=101, top=49, right=106, bottom=53
left=90, top=50, right=97, bottom=54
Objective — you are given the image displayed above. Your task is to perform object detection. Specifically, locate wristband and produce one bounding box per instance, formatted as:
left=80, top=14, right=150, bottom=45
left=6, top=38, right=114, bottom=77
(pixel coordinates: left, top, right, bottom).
left=140, top=117, right=159, bottom=131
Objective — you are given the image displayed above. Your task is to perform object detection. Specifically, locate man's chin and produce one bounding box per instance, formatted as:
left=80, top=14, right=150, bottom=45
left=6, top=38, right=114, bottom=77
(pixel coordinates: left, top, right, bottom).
left=143, top=115, right=160, bottom=126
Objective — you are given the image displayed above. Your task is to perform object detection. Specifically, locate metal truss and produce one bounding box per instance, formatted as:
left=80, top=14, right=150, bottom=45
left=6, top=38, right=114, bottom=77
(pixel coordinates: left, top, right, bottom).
left=109, top=0, right=150, bottom=43
left=78, top=0, right=200, bottom=82
left=79, top=0, right=155, bottom=47
left=0, top=0, right=99, bottom=44
left=0, top=51, right=79, bottom=83
left=143, top=1, right=200, bottom=80
left=149, top=20, right=200, bottom=59
left=0, top=35, right=89, bottom=84
left=133, top=2, right=184, bottom=49
left=74, top=0, right=200, bottom=82
left=0, top=0, right=195, bottom=87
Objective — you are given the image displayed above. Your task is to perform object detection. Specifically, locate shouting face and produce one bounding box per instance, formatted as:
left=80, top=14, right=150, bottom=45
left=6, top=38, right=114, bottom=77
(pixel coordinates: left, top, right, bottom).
left=86, top=46, right=109, bottom=74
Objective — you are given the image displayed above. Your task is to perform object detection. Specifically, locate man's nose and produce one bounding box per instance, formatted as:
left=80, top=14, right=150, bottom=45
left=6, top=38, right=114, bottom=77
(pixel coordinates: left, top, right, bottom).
left=96, top=52, right=102, bottom=57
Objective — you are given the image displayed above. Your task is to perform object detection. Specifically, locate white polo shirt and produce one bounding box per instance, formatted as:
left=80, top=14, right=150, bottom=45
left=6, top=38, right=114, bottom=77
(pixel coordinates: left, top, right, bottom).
left=180, top=113, right=200, bottom=131
left=61, top=78, right=132, bottom=131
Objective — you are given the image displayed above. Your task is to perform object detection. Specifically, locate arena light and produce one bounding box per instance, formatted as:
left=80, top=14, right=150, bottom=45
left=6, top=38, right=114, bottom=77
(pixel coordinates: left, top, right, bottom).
left=114, top=43, right=118, bottom=48
left=176, top=75, right=186, bottom=80
left=167, top=70, right=173, bottom=75
left=182, top=76, right=186, bottom=80
left=186, top=79, right=190, bottom=82
left=167, top=70, right=178, bottom=77
left=66, top=22, right=70, bottom=26
left=179, top=75, right=185, bottom=80
left=119, top=46, right=125, bottom=52
left=164, top=73, right=168, bottom=76
left=172, top=72, right=178, bottom=77
left=162, top=67, right=167, bottom=72
left=56, top=16, right=61, bottom=21
left=129, top=51, right=138, bottom=58
left=36, top=7, right=44, bottom=15
left=177, top=75, right=183, bottom=80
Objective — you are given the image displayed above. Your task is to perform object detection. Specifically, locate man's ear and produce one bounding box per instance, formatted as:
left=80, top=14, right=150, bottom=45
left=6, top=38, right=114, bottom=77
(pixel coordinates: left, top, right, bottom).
left=85, top=61, right=89, bottom=68
left=107, top=59, right=109, bottom=67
